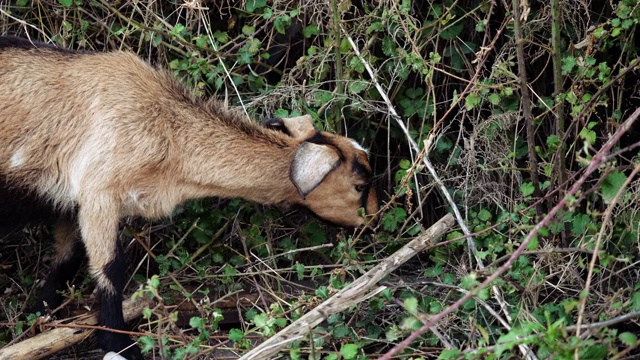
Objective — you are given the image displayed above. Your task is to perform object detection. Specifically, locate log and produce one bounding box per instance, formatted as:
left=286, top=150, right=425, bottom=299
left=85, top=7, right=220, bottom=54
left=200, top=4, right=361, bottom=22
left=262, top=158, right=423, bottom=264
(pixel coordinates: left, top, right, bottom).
left=0, top=296, right=153, bottom=360
left=239, top=213, right=455, bottom=360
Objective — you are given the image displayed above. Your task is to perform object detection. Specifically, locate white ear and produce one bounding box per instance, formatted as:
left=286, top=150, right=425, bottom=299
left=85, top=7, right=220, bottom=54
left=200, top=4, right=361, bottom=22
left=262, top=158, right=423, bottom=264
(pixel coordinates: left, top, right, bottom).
left=280, top=115, right=316, bottom=139
left=291, top=142, right=341, bottom=198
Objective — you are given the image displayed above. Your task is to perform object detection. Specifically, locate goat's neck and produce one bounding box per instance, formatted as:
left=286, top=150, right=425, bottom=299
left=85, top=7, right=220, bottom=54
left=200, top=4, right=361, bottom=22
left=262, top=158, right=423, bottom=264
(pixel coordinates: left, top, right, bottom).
left=176, top=121, right=300, bottom=206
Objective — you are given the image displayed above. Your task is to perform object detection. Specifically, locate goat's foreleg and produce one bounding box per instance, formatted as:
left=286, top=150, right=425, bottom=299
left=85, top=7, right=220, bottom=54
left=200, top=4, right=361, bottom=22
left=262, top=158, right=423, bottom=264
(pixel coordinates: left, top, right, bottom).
left=78, top=195, right=142, bottom=360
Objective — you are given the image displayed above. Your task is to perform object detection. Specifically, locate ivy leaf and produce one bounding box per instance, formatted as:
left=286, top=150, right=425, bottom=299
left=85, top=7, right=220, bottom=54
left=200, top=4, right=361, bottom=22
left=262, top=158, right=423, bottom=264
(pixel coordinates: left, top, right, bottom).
left=600, top=171, right=627, bottom=204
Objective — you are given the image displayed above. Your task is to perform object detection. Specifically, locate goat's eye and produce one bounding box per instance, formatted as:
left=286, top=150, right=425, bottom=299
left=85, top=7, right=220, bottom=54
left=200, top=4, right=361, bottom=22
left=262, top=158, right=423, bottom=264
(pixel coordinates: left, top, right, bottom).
left=355, top=184, right=367, bottom=192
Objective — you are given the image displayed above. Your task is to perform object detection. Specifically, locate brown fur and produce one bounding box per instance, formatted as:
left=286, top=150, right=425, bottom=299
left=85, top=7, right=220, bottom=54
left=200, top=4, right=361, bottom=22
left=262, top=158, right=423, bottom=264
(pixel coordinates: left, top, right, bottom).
left=0, top=36, right=377, bottom=358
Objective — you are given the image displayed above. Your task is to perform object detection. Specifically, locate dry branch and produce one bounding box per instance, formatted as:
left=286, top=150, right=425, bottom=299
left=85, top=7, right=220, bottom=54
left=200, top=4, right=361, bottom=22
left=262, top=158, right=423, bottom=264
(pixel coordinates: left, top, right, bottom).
left=0, top=297, right=153, bottom=360
left=239, top=213, right=455, bottom=360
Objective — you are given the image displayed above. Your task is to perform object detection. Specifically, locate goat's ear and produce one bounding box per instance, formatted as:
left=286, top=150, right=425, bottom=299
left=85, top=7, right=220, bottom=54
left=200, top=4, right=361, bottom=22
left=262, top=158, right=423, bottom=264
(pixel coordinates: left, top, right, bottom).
left=279, top=115, right=316, bottom=139
left=263, top=117, right=290, bottom=135
left=291, top=142, right=341, bottom=198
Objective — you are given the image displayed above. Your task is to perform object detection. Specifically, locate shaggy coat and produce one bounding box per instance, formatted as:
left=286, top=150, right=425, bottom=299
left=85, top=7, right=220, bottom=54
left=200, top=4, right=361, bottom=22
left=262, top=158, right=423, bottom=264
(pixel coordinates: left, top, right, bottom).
left=0, top=36, right=377, bottom=359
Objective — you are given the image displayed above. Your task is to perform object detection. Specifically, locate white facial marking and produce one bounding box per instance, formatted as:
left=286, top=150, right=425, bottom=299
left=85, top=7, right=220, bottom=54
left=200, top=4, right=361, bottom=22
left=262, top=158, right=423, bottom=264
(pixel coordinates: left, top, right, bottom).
left=350, top=140, right=368, bottom=154
left=10, top=149, right=24, bottom=168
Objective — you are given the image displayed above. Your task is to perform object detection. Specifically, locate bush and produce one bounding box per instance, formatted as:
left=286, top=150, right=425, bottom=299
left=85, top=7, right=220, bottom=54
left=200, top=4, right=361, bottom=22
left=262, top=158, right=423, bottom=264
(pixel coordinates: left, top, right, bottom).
left=1, top=0, right=639, bottom=359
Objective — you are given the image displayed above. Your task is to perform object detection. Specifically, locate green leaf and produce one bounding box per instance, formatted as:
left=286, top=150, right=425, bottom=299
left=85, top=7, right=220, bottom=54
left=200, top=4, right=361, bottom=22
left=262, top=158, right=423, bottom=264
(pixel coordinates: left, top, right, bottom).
left=367, top=21, right=384, bottom=34
left=630, top=291, right=640, bottom=310
left=242, top=25, right=255, bottom=36
left=274, top=15, right=291, bottom=34
left=460, top=273, right=480, bottom=290
left=340, top=343, right=359, bottom=359
left=487, top=93, right=501, bottom=105
left=601, top=171, right=627, bottom=204
left=302, top=24, right=319, bottom=38
left=189, top=316, right=204, bottom=329
left=478, top=209, right=492, bottom=222
left=229, top=328, right=244, bottom=342
left=578, top=345, right=608, bottom=359
left=348, top=80, right=368, bottom=94
left=562, top=56, right=577, bottom=75
left=245, top=0, right=266, bottom=12
left=619, top=332, right=638, bottom=346
left=520, top=182, right=535, bottom=197
left=465, top=92, right=481, bottom=110
left=440, top=22, right=463, bottom=40
left=403, top=297, right=419, bottom=316
left=571, top=213, right=590, bottom=234
left=59, top=0, right=73, bottom=6
left=139, top=335, right=155, bottom=353
left=438, top=349, right=461, bottom=359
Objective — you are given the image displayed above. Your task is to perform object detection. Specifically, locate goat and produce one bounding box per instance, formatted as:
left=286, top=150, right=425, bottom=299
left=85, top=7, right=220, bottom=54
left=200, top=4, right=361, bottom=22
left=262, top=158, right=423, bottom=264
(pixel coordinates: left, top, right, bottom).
left=0, top=36, right=378, bottom=359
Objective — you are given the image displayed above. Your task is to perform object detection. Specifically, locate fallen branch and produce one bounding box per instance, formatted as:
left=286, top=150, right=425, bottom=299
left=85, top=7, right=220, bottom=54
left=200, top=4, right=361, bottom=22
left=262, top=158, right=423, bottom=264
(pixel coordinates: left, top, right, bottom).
left=0, top=296, right=153, bottom=360
left=239, top=213, right=455, bottom=360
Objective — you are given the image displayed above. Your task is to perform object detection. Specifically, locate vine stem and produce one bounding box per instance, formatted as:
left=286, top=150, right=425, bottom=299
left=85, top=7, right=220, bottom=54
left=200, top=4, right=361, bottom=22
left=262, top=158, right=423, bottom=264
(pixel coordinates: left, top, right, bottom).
left=378, top=107, right=640, bottom=360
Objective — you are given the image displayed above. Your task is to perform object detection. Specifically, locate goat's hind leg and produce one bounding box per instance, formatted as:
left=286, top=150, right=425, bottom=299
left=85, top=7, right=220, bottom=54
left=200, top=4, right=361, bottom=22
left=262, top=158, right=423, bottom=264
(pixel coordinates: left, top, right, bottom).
left=33, top=213, right=86, bottom=314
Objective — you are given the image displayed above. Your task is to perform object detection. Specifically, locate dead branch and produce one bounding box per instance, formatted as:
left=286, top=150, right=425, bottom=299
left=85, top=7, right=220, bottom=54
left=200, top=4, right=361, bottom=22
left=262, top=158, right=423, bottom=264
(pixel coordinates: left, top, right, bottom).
left=239, top=213, right=455, bottom=360
left=0, top=296, right=153, bottom=360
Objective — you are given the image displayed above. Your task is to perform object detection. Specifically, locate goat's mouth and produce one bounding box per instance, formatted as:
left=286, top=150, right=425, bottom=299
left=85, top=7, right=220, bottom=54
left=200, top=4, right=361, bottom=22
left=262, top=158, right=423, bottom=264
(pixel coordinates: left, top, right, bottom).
left=288, top=204, right=376, bottom=229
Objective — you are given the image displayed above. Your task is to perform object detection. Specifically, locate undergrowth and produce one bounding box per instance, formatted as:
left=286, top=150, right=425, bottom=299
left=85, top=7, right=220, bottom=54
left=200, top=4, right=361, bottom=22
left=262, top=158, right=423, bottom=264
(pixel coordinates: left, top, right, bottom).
left=1, top=0, right=639, bottom=359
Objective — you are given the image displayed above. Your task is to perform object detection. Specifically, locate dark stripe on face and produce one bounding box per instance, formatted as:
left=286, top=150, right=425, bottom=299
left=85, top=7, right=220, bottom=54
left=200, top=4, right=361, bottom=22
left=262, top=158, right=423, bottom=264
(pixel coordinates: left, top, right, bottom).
left=351, top=157, right=373, bottom=180
left=361, top=183, right=371, bottom=210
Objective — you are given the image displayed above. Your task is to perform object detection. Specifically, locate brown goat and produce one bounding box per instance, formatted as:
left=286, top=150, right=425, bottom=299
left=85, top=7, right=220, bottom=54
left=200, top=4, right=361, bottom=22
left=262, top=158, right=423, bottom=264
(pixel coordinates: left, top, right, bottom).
left=0, top=36, right=377, bottom=359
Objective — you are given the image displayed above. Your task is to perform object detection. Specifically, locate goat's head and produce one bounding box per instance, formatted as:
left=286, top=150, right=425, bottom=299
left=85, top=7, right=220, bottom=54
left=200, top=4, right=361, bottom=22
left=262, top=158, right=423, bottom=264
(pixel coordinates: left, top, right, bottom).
left=266, top=115, right=379, bottom=227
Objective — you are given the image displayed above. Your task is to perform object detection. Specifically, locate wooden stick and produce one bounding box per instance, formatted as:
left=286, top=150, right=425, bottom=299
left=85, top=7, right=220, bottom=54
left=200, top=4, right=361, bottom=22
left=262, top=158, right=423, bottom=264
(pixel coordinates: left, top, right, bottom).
left=0, top=297, right=152, bottom=360
left=239, top=213, right=455, bottom=360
